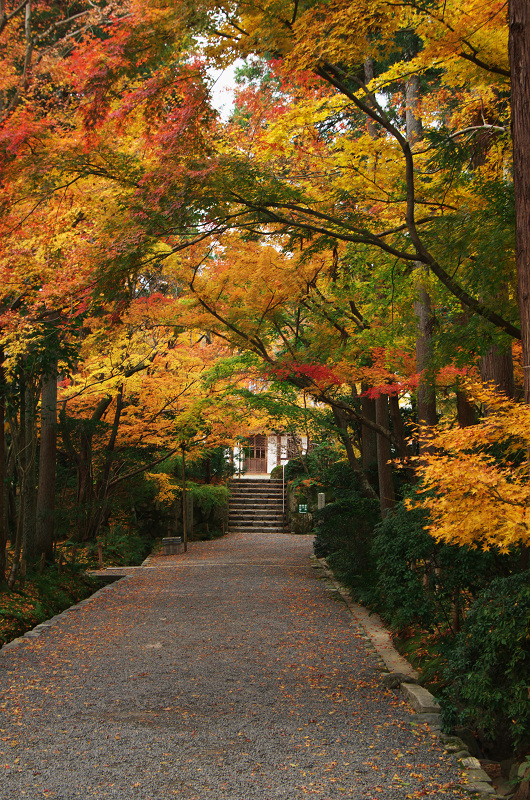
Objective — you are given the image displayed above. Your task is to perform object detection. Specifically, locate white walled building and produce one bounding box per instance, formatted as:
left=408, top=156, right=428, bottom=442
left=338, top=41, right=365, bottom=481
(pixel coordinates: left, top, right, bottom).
left=232, top=433, right=310, bottom=478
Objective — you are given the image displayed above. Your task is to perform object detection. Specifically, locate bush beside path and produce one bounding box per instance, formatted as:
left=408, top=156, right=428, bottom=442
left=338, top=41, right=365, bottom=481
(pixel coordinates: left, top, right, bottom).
left=0, top=533, right=465, bottom=800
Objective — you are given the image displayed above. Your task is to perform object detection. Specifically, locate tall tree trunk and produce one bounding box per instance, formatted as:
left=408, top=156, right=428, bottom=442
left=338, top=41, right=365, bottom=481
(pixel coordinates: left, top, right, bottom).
left=480, top=342, right=515, bottom=398
left=88, top=386, right=124, bottom=540
left=407, top=75, right=438, bottom=430
left=22, top=379, right=37, bottom=565
left=456, top=390, right=477, bottom=428
left=414, top=280, right=438, bottom=426
left=375, top=394, right=395, bottom=517
left=0, top=352, right=6, bottom=585
left=509, top=0, right=529, bottom=570
left=510, top=0, right=530, bottom=403
left=388, top=394, right=408, bottom=459
left=60, top=395, right=113, bottom=540
left=361, top=389, right=378, bottom=470
left=364, top=58, right=378, bottom=138
left=36, top=369, right=57, bottom=561
left=333, top=407, right=379, bottom=501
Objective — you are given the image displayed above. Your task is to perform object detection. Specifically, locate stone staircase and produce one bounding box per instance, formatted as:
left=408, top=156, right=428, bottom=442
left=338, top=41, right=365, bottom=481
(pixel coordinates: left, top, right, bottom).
left=228, top=478, right=286, bottom=534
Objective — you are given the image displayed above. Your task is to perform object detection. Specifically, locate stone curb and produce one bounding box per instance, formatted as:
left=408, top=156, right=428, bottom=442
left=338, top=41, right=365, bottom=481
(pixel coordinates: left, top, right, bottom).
left=0, top=551, right=504, bottom=798
left=0, top=571, right=133, bottom=654
left=0, top=548, right=174, bottom=654
left=312, top=556, right=502, bottom=799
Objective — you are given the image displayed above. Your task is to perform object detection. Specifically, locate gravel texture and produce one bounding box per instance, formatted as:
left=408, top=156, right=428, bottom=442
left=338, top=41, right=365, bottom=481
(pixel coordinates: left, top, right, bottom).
left=0, top=532, right=465, bottom=799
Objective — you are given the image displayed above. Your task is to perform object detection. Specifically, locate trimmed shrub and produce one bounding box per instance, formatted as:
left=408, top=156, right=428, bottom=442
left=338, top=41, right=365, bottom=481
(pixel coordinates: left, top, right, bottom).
left=441, top=571, right=530, bottom=758
left=313, top=495, right=380, bottom=591
left=369, top=498, right=513, bottom=633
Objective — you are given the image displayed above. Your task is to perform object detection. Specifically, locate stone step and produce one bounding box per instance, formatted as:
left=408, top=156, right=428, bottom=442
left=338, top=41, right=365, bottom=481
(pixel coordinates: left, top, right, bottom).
left=228, top=478, right=287, bottom=535
left=230, top=496, right=284, bottom=504
left=230, top=519, right=284, bottom=525
left=229, top=488, right=284, bottom=496
left=229, top=509, right=284, bottom=516
left=229, top=508, right=283, bottom=516
left=229, top=524, right=287, bottom=533
left=229, top=528, right=286, bottom=534
left=230, top=479, right=283, bottom=483
left=230, top=500, right=283, bottom=511
left=230, top=483, right=284, bottom=489
left=231, top=520, right=284, bottom=527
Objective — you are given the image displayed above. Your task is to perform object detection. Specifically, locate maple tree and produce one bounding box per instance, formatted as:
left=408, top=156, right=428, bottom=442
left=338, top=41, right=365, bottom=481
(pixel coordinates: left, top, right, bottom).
left=410, top=382, right=530, bottom=553
left=50, top=0, right=513, bottom=519
left=1, top=0, right=530, bottom=761
left=55, top=293, right=259, bottom=541
left=0, top=0, right=527, bottom=559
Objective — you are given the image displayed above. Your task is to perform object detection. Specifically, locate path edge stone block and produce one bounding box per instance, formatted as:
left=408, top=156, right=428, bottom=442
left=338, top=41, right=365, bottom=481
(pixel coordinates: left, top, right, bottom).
left=401, top=682, right=441, bottom=714
left=314, top=555, right=499, bottom=800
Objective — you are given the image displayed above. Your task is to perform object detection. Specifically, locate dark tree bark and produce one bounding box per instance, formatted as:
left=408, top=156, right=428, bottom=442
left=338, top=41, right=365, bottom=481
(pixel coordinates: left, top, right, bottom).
left=510, top=0, right=530, bottom=402
left=360, top=390, right=378, bottom=470
left=364, top=58, right=378, bottom=138
left=388, top=394, right=408, bottom=460
left=375, top=395, right=395, bottom=517
left=480, top=342, right=515, bottom=398
left=510, top=0, right=530, bottom=572
left=407, top=75, right=437, bottom=430
left=332, top=407, right=379, bottom=501
left=414, top=280, right=438, bottom=427
left=456, top=391, right=477, bottom=428
left=0, top=352, right=5, bottom=585
left=60, top=394, right=113, bottom=539
left=88, top=385, right=125, bottom=540
left=22, top=379, right=37, bottom=565
left=35, top=369, right=57, bottom=560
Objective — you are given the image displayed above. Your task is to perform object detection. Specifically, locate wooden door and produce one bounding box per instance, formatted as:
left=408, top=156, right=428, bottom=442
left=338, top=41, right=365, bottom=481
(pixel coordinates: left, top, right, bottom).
left=245, top=435, right=267, bottom=473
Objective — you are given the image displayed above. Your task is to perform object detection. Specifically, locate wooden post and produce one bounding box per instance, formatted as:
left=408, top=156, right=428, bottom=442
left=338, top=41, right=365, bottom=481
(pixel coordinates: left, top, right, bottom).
left=39, top=552, right=46, bottom=575
left=97, top=542, right=103, bottom=568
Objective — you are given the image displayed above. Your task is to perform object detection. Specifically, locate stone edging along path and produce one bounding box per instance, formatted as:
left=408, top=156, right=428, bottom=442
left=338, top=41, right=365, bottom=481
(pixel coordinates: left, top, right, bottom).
left=0, top=548, right=501, bottom=799
left=313, top=557, right=501, bottom=800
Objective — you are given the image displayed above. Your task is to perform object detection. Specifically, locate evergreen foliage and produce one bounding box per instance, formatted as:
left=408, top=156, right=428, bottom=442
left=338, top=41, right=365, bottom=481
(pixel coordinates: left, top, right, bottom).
left=441, top=571, right=530, bottom=757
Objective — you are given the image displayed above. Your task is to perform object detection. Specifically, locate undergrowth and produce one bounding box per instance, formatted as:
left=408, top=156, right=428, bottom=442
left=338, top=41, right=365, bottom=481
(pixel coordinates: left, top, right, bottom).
left=0, top=565, right=103, bottom=646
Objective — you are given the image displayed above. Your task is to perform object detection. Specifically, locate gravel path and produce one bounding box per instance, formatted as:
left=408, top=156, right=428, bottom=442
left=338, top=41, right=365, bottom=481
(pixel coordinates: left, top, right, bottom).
left=0, top=533, right=465, bottom=800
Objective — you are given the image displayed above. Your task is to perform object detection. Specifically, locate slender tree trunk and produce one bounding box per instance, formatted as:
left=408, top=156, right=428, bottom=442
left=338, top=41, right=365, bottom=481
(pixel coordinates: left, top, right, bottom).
left=182, top=446, right=188, bottom=552
left=0, top=352, right=5, bottom=585
left=333, top=407, right=379, bottom=501
left=388, top=394, right=408, bottom=459
left=407, top=75, right=438, bottom=430
left=22, top=380, right=37, bottom=565
left=35, top=369, right=57, bottom=561
left=364, top=58, right=378, bottom=138
left=60, top=395, right=113, bottom=540
left=510, top=0, right=530, bottom=403
left=88, top=387, right=124, bottom=541
left=7, top=507, right=23, bottom=589
left=7, top=448, right=16, bottom=545
left=414, top=280, right=437, bottom=426
left=360, top=389, right=378, bottom=470
left=375, top=394, right=395, bottom=517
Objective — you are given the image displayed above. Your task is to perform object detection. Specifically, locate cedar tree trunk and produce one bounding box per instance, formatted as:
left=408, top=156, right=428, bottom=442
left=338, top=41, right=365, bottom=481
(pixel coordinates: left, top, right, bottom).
left=510, top=0, right=530, bottom=403
left=36, top=370, right=57, bottom=561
